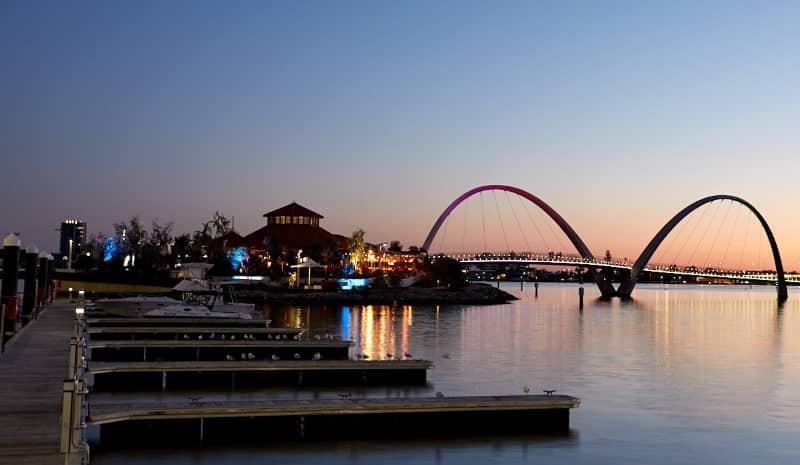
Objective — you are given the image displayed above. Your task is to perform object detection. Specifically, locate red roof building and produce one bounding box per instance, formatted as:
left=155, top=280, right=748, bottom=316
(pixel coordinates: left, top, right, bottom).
left=243, top=202, right=340, bottom=252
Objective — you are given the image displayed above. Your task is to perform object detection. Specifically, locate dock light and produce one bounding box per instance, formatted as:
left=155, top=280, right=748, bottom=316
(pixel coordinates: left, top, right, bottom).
left=75, top=307, right=85, bottom=315
left=78, top=290, right=85, bottom=298
left=68, top=287, right=73, bottom=293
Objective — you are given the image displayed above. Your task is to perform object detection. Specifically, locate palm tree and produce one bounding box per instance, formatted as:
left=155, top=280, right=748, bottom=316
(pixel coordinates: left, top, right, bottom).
left=350, top=229, right=365, bottom=274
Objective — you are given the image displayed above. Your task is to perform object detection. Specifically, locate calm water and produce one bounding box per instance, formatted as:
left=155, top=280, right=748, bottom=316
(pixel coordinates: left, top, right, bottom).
left=93, top=283, right=800, bottom=465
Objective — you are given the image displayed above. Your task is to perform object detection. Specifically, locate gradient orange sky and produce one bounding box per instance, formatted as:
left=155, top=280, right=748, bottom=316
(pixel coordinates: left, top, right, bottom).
left=2, top=2, right=799, bottom=271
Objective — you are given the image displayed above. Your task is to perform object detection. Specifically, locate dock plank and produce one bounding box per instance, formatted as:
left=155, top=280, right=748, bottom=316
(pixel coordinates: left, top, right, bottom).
left=0, top=301, right=78, bottom=465
left=89, top=395, right=580, bottom=424
left=88, top=359, right=433, bottom=373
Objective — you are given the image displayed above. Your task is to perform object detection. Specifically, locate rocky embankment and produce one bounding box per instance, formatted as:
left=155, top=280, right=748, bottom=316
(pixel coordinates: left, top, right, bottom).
left=235, top=283, right=517, bottom=306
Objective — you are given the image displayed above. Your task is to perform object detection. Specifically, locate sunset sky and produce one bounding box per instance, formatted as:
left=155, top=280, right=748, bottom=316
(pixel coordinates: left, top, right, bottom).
left=2, top=1, right=799, bottom=269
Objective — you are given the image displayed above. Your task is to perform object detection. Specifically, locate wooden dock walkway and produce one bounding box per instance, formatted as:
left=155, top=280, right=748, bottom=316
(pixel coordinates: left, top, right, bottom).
left=0, top=300, right=78, bottom=465
left=88, top=359, right=434, bottom=391
left=86, top=339, right=352, bottom=362
left=86, top=326, right=304, bottom=341
left=89, top=395, right=581, bottom=448
left=86, top=317, right=277, bottom=328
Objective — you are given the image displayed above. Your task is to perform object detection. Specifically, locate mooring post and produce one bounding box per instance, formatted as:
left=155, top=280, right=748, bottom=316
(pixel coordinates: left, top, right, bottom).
left=520, top=278, right=523, bottom=291
left=534, top=281, right=539, bottom=297
left=1, top=234, right=21, bottom=342
left=46, top=255, right=55, bottom=303
left=579, top=286, right=584, bottom=309
left=0, top=304, right=5, bottom=354
left=21, top=246, right=39, bottom=325
left=35, top=251, right=49, bottom=318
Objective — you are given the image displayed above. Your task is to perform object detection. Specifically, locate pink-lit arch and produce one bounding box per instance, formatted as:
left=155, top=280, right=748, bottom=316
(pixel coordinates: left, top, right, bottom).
left=422, top=184, right=596, bottom=260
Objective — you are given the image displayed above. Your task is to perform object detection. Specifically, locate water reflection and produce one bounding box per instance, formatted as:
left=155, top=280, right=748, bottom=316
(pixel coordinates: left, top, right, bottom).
left=94, top=283, right=800, bottom=465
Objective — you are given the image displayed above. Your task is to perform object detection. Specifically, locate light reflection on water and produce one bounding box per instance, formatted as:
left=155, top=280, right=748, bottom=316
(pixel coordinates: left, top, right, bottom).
left=93, top=283, right=800, bottom=465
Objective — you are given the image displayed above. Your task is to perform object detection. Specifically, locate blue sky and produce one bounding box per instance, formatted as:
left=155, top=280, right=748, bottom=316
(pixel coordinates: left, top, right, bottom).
left=2, top=1, right=799, bottom=267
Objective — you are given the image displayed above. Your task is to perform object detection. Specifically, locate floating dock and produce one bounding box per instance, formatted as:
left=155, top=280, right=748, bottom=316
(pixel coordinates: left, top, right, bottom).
left=86, top=317, right=277, bottom=328
left=89, top=394, right=580, bottom=449
left=86, top=339, right=352, bottom=362
left=88, top=359, right=433, bottom=391
left=86, top=326, right=304, bottom=341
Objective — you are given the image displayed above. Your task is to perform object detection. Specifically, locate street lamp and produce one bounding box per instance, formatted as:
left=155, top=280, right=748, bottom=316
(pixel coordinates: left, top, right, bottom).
left=68, top=239, right=73, bottom=271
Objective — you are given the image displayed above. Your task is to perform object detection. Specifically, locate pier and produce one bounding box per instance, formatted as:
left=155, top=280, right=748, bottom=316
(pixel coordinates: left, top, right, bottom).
left=0, top=300, right=78, bottom=465
left=86, top=339, right=352, bottom=362
left=0, top=299, right=582, bottom=460
left=86, top=326, right=304, bottom=341
left=89, top=395, right=580, bottom=449
left=88, top=359, right=433, bottom=391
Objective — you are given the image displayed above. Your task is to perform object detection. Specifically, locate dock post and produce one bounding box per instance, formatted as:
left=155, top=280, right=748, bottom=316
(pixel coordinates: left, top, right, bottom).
left=60, top=380, right=75, bottom=453
left=35, top=251, right=49, bottom=317
left=579, top=286, right=584, bottom=309
left=69, top=337, right=78, bottom=379
left=0, top=304, right=5, bottom=354
left=22, top=246, right=38, bottom=325
left=534, top=281, right=539, bottom=297
left=1, top=234, right=21, bottom=343
left=520, top=279, right=523, bottom=291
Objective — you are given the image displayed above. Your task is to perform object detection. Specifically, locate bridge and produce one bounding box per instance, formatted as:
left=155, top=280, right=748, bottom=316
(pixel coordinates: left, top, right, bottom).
left=422, top=185, right=791, bottom=303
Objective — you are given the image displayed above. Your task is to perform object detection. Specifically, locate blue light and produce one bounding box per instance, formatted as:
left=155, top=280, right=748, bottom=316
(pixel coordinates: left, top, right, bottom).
left=340, top=306, right=351, bottom=341
left=228, top=246, right=249, bottom=272
left=103, top=237, right=119, bottom=262
left=338, top=278, right=369, bottom=290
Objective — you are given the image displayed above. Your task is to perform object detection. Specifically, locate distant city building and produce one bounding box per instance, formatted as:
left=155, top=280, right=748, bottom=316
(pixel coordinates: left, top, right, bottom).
left=59, top=219, right=87, bottom=263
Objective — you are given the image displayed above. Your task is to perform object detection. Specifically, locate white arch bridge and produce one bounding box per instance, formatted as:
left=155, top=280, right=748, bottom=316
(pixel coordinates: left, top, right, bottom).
left=423, top=185, right=792, bottom=303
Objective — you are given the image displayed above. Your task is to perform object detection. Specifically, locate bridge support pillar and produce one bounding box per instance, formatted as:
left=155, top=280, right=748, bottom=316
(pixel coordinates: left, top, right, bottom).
left=592, top=269, right=618, bottom=299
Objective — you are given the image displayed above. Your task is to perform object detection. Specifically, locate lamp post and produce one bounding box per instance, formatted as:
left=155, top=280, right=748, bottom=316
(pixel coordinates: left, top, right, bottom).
left=68, top=239, right=73, bottom=271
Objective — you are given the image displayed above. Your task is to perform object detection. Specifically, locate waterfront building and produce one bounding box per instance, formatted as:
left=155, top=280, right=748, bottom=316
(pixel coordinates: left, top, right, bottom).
left=242, top=203, right=346, bottom=275
left=59, top=219, right=86, bottom=267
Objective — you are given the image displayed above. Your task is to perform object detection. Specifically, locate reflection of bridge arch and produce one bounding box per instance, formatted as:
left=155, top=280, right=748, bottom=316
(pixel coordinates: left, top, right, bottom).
left=616, top=194, right=788, bottom=302
left=422, top=184, right=617, bottom=297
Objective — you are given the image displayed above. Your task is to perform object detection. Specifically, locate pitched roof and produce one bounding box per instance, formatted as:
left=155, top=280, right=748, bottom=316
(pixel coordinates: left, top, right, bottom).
left=209, top=230, right=245, bottom=249
left=243, top=223, right=339, bottom=250
left=263, top=202, right=324, bottom=219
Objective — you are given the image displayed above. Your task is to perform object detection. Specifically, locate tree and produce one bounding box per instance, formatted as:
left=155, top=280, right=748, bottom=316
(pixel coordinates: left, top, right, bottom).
left=113, top=215, right=147, bottom=270
left=388, top=241, right=402, bottom=252
left=605, top=250, right=612, bottom=262
left=349, top=229, right=366, bottom=274
left=207, top=211, right=231, bottom=238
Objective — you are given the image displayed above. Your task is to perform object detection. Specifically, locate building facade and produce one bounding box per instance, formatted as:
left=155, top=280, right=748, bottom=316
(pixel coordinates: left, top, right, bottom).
left=59, top=219, right=87, bottom=264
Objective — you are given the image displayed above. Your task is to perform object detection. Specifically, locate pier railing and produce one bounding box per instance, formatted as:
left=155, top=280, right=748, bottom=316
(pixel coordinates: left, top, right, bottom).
left=61, top=305, right=90, bottom=465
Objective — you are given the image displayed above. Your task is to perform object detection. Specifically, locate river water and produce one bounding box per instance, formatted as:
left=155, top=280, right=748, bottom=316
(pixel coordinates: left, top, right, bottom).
left=93, top=283, right=800, bottom=465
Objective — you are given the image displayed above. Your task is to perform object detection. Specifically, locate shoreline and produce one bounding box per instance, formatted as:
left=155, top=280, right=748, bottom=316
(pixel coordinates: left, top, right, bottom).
left=235, top=283, right=518, bottom=306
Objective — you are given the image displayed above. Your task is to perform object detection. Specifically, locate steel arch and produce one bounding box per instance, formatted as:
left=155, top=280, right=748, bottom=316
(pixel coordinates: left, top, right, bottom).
left=422, top=185, right=618, bottom=297
left=616, top=194, right=788, bottom=302
left=422, top=185, right=593, bottom=257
